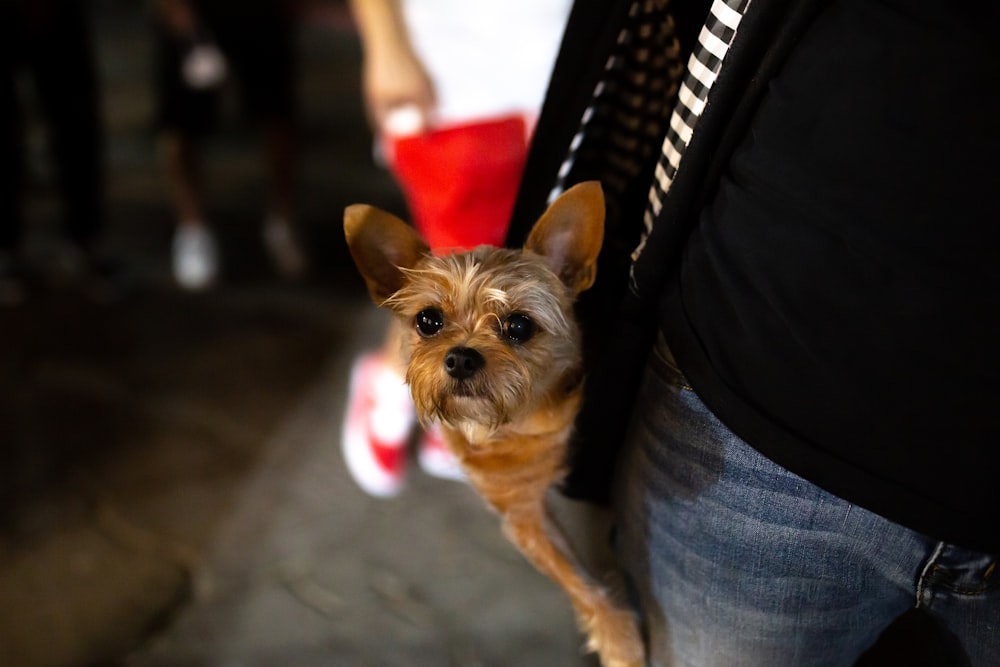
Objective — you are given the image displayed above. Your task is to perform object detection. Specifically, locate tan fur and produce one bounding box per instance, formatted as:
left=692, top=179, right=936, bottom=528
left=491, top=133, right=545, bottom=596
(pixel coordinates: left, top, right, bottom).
left=344, top=182, right=644, bottom=667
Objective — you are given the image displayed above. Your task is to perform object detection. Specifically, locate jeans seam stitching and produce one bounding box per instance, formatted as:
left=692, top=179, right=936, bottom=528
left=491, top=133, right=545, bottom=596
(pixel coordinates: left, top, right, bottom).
left=914, top=541, right=945, bottom=609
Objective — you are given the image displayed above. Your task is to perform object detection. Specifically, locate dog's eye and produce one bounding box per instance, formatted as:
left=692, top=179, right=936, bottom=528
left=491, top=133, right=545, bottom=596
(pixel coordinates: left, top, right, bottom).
left=415, top=308, right=444, bottom=337
left=502, top=313, right=535, bottom=344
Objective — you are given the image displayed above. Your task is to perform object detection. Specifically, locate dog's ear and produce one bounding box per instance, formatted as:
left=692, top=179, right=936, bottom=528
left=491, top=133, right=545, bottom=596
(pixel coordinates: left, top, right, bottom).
left=524, top=181, right=605, bottom=294
left=344, top=204, right=430, bottom=304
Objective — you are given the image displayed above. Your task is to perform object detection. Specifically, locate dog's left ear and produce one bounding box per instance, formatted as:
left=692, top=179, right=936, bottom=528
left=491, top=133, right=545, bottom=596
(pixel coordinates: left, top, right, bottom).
left=525, top=181, right=605, bottom=294
left=344, top=204, right=430, bottom=304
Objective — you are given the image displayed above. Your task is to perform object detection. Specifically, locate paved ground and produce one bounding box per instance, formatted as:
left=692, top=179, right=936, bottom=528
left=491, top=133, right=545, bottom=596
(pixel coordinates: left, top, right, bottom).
left=0, top=3, right=595, bottom=666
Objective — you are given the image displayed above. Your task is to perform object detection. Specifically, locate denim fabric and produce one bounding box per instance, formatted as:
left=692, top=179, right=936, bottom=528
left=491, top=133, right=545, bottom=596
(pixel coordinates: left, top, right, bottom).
left=614, top=334, right=999, bottom=666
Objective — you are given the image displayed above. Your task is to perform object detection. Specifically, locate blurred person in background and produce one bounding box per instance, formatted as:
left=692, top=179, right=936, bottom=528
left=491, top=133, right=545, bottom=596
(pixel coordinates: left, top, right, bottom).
left=342, top=0, right=572, bottom=497
left=152, top=0, right=308, bottom=290
left=0, top=0, right=119, bottom=305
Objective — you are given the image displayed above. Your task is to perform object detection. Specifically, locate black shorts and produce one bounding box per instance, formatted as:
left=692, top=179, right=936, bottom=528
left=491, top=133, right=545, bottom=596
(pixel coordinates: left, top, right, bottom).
left=154, top=3, right=296, bottom=135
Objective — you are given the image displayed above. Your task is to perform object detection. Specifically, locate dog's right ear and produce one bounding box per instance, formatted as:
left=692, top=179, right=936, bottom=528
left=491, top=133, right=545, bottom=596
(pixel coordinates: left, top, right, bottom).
left=524, top=181, right=605, bottom=295
left=344, top=204, right=430, bottom=304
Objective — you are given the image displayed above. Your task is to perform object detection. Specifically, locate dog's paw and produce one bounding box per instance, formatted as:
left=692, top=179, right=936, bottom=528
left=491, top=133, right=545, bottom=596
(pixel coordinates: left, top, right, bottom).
left=583, top=599, right=644, bottom=667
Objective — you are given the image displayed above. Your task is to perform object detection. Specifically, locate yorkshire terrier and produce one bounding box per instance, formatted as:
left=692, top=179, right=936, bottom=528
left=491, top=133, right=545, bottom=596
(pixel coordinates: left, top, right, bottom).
left=344, top=181, right=643, bottom=667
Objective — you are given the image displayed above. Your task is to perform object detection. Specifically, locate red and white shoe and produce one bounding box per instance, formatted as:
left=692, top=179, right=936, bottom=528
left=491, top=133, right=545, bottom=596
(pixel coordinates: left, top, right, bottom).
left=417, top=422, right=466, bottom=483
left=341, top=353, right=416, bottom=497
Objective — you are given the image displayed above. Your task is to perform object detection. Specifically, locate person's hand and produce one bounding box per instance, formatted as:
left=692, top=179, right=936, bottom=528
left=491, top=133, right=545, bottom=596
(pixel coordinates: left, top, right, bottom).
left=361, top=41, right=436, bottom=136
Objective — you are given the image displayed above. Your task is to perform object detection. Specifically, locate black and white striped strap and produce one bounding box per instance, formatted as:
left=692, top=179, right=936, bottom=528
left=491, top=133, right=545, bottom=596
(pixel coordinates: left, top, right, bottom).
left=632, top=0, right=751, bottom=264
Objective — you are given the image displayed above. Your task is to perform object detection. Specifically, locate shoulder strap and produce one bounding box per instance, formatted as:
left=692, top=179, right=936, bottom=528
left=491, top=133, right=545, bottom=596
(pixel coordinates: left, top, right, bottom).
left=563, top=0, right=829, bottom=503
left=630, top=0, right=828, bottom=299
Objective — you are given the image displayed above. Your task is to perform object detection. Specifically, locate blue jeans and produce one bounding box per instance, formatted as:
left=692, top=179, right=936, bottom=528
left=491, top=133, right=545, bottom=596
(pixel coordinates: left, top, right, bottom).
left=614, top=334, right=999, bottom=666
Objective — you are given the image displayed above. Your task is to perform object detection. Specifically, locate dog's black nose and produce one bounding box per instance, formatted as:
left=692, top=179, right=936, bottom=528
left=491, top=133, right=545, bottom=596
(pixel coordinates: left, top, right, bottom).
left=444, top=346, right=484, bottom=379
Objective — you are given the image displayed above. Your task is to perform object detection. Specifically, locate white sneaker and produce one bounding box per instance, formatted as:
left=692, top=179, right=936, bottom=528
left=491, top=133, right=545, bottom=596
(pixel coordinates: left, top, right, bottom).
left=341, top=353, right=416, bottom=498
left=172, top=223, right=218, bottom=290
left=263, top=217, right=308, bottom=280
left=417, top=422, right=466, bottom=483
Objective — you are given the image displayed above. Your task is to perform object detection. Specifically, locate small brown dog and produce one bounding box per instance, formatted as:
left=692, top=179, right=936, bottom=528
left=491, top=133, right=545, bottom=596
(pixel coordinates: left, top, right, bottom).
left=344, top=181, right=643, bottom=667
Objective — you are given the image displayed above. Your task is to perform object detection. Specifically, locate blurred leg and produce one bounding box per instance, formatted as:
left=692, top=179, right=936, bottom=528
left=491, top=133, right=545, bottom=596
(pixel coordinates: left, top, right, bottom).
left=224, top=9, right=307, bottom=278
left=29, top=0, right=105, bottom=251
left=261, top=118, right=296, bottom=223
left=0, top=4, right=26, bottom=254
left=158, top=129, right=204, bottom=225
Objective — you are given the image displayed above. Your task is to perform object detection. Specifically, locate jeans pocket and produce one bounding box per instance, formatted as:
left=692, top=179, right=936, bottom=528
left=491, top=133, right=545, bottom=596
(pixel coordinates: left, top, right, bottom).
left=651, top=331, right=694, bottom=391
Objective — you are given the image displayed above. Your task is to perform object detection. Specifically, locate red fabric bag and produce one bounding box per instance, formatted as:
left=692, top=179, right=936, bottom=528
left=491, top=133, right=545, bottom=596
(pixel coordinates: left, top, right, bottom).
left=386, top=115, right=529, bottom=253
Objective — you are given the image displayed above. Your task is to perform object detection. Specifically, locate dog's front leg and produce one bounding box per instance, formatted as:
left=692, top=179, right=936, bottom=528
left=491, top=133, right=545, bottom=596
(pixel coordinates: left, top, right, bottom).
left=501, top=504, right=644, bottom=667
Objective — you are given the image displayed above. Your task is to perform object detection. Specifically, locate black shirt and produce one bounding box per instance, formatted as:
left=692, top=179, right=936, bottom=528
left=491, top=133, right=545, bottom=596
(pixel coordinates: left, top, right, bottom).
left=660, top=0, right=1000, bottom=553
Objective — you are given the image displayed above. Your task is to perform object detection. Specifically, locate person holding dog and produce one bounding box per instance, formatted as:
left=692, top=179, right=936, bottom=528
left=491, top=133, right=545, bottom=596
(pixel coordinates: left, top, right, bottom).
left=507, top=0, right=1000, bottom=664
